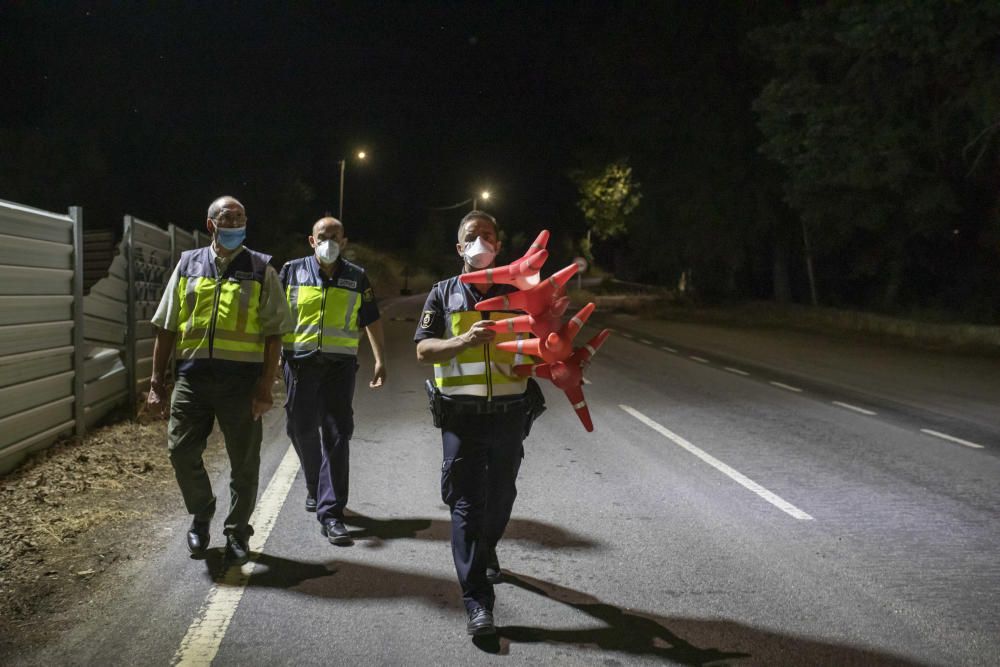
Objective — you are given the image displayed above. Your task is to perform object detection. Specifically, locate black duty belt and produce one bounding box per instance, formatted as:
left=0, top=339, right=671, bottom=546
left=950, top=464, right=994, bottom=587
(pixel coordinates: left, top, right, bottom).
left=443, top=397, right=527, bottom=415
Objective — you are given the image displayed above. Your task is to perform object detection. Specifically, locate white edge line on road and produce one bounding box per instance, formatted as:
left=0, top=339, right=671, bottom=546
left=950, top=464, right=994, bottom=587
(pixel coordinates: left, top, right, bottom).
left=832, top=401, right=876, bottom=416
left=769, top=381, right=803, bottom=393
left=661, top=346, right=677, bottom=353
left=723, top=367, right=749, bottom=376
left=620, top=405, right=814, bottom=521
left=638, top=338, right=652, bottom=345
left=690, top=356, right=710, bottom=364
left=621, top=332, right=634, bottom=339
left=920, top=429, right=984, bottom=449
left=173, top=445, right=301, bottom=666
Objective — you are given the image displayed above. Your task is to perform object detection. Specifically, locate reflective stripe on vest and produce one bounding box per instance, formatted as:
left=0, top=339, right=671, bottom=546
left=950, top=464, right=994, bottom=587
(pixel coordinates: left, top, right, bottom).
left=433, top=310, right=532, bottom=398
left=175, top=253, right=266, bottom=363
left=282, top=284, right=361, bottom=355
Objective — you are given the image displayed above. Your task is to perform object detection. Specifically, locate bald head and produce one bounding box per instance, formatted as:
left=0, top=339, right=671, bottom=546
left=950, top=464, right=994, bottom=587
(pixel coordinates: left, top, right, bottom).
left=309, top=216, right=348, bottom=259
left=312, top=216, right=344, bottom=239
left=207, top=196, right=244, bottom=222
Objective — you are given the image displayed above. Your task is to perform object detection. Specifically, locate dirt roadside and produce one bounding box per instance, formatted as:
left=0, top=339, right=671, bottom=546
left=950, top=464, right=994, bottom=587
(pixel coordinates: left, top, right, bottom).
left=0, top=413, right=226, bottom=657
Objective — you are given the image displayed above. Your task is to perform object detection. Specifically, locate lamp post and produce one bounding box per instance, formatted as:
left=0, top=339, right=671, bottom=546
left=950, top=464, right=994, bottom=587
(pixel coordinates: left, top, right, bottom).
left=338, top=150, right=367, bottom=222
left=429, top=190, right=495, bottom=213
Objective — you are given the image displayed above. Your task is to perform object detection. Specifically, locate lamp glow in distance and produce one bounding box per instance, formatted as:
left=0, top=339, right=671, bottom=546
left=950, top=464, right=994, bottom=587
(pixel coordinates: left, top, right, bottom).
left=338, top=150, right=367, bottom=222
left=473, top=190, right=490, bottom=210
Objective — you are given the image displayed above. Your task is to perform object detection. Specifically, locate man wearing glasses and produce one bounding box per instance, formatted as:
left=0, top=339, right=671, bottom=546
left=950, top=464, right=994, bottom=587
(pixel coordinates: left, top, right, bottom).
left=147, top=196, right=292, bottom=565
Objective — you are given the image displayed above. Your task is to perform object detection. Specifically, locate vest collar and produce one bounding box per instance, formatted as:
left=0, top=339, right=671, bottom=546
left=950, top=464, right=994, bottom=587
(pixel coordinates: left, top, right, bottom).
left=310, top=254, right=344, bottom=282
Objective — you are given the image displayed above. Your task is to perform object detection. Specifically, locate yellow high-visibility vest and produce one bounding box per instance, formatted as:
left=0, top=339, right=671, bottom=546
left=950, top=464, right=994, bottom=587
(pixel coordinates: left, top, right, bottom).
left=434, top=310, right=532, bottom=399
left=175, top=247, right=269, bottom=364
left=281, top=257, right=363, bottom=356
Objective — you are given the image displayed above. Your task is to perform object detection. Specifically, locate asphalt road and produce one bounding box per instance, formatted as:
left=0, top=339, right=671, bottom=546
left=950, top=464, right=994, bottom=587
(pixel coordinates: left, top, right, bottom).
left=12, top=294, right=1000, bottom=666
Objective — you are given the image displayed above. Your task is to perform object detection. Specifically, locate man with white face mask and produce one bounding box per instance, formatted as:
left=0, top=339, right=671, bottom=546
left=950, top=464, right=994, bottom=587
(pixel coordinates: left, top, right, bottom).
left=414, top=210, right=537, bottom=637
left=279, top=217, right=386, bottom=545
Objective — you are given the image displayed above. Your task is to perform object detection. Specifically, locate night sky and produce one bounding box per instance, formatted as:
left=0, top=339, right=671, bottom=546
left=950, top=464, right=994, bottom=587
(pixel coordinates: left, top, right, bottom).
left=2, top=1, right=706, bottom=250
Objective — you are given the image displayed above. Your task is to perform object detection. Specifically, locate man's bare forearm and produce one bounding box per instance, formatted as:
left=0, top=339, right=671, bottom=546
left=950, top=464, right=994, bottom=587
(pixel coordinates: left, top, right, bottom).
left=150, top=328, right=177, bottom=382
left=262, top=335, right=283, bottom=381
left=365, top=319, right=387, bottom=366
left=416, top=336, right=474, bottom=364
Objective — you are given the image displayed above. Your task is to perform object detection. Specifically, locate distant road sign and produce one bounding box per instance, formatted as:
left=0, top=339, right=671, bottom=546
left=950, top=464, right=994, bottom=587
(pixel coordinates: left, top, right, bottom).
left=573, top=256, right=589, bottom=273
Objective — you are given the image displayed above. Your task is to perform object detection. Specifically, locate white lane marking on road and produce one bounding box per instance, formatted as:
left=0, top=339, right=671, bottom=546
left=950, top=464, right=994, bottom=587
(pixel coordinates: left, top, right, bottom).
left=583, top=377, right=592, bottom=385
left=638, top=338, right=652, bottom=345
left=690, top=356, right=710, bottom=364
left=769, top=381, right=802, bottom=393
left=621, top=332, right=634, bottom=339
left=661, top=346, right=677, bottom=353
left=620, top=405, right=814, bottom=521
left=173, top=446, right=300, bottom=666
left=723, top=367, right=749, bottom=376
left=832, top=401, right=876, bottom=416
left=920, top=429, right=984, bottom=450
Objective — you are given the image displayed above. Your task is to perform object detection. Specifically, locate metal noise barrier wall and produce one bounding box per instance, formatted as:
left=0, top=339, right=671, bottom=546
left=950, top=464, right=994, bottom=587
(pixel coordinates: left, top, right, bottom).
left=0, top=199, right=82, bottom=474
left=0, top=199, right=202, bottom=475
left=124, top=217, right=193, bottom=407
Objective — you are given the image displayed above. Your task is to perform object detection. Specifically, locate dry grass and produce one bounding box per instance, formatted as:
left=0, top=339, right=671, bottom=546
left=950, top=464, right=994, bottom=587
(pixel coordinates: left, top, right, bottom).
left=0, top=417, right=223, bottom=648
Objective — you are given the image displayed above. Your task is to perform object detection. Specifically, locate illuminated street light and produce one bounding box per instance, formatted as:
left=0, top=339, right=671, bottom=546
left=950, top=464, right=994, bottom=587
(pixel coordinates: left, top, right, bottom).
left=429, top=189, right=497, bottom=213
left=473, top=190, right=491, bottom=210
left=337, top=149, right=368, bottom=222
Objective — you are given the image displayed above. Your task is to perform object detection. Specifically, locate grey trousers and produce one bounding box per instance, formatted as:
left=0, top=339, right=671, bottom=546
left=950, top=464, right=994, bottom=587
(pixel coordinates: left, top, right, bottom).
left=167, top=371, right=262, bottom=534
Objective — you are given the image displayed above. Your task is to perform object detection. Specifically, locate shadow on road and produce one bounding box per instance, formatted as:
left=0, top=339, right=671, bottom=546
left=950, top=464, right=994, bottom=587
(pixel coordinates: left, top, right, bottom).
left=499, top=571, right=929, bottom=666
left=205, top=552, right=926, bottom=665
left=234, top=553, right=465, bottom=610
left=344, top=511, right=602, bottom=549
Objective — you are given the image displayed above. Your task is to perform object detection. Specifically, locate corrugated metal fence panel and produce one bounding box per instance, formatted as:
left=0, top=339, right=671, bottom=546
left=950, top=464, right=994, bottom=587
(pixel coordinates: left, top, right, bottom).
left=0, top=200, right=77, bottom=474
left=83, top=244, right=128, bottom=348
left=80, top=230, right=130, bottom=426
left=1, top=202, right=199, bottom=473
left=83, top=229, right=116, bottom=294
left=129, top=217, right=174, bottom=397
left=174, top=229, right=196, bottom=254
left=0, top=198, right=73, bottom=244
left=0, top=295, right=73, bottom=326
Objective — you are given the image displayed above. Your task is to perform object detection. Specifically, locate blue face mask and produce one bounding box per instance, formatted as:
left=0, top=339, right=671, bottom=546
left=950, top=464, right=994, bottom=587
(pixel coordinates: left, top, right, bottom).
left=215, top=225, right=246, bottom=250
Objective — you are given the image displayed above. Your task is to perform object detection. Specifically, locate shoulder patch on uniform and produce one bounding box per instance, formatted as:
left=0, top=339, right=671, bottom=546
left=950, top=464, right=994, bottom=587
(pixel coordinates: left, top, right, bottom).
left=420, top=310, right=436, bottom=329
left=363, top=287, right=374, bottom=302
left=337, top=278, right=358, bottom=289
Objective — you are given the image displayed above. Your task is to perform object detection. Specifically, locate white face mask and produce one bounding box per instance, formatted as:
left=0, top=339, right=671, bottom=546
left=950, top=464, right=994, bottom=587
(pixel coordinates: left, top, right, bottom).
left=462, top=237, right=496, bottom=269
left=315, top=239, right=340, bottom=264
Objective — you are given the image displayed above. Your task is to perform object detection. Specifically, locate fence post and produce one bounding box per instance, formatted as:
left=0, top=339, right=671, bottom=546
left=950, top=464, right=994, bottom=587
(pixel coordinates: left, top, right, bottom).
left=124, top=215, right=137, bottom=418
left=70, top=206, right=86, bottom=437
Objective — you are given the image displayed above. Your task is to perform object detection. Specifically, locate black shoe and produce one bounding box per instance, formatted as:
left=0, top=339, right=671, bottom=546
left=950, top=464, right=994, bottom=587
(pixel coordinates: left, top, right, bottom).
left=305, top=494, right=317, bottom=513
left=321, top=519, right=353, bottom=546
left=485, top=547, right=502, bottom=584
left=224, top=527, right=254, bottom=566
left=466, top=607, right=496, bottom=636
left=186, top=520, right=210, bottom=555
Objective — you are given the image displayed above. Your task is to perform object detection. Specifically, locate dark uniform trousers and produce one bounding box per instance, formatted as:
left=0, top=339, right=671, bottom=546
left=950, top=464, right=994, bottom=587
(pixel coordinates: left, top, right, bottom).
left=440, top=405, right=527, bottom=614
left=283, top=355, right=357, bottom=522
left=168, top=370, right=262, bottom=535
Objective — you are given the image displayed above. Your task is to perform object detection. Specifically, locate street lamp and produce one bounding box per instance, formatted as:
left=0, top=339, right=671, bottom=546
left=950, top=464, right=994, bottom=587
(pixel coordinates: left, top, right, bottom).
left=473, top=190, right=491, bottom=210
left=337, top=150, right=367, bottom=222
left=428, top=189, right=496, bottom=213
